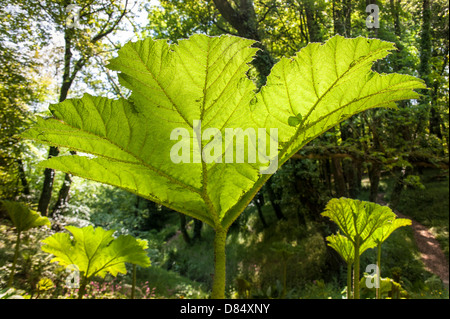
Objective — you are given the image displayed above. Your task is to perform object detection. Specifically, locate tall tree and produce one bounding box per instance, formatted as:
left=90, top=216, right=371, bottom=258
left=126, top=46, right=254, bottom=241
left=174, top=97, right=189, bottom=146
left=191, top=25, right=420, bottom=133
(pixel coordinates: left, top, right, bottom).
left=0, top=4, right=50, bottom=199
left=333, top=0, right=352, bottom=37
left=418, top=0, right=434, bottom=136
left=212, top=0, right=275, bottom=86
left=9, top=0, right=133, bottom=216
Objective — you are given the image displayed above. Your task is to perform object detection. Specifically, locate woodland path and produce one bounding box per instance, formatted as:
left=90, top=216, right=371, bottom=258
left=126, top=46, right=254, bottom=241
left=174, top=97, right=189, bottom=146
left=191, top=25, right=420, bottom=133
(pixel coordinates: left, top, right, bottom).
left=376, top=194, right=449, bottom=288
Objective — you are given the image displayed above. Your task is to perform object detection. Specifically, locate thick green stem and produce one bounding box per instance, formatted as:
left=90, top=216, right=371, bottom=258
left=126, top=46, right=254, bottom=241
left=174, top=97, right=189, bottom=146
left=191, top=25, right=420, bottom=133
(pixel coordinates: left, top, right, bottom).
left=7, top=231, right=21, bottom=287
left=353, top=237, right=361, bottom=299
left=376, top=243, right=382, bottom=299
left=347, top=261, right=352, bottom=299
left=211, top=226, right=227, bottom=299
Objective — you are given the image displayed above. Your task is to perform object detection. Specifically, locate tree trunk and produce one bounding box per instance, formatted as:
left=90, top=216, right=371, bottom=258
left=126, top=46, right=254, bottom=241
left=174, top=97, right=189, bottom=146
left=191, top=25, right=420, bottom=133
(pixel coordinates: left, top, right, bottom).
left=331, top=157, right=347, bottom=198
left=38, top=146, right=59, bottom=216
left=332, top=0, right=352, bottom=37
left=16, top=159, right=29, bottom=196
left=7, top=231, right=21, bottom=287
left=429, top=52, right=448, bottom=140
left=254, top=192, right=267, bottom=228
left=193, top=219, right=203, bottom=241
left=51, top=172, right=72, bottom=216
left=339, top=121, right=359, bottom=198
left=179, top=214, right=191, bottom=245
left=264, top=177, right=285, bottom=220
left=343, top=159, right=358, bottom=198
left=321, top=159, right=333, bottom=196
left=212, top=0, right=274, bottom=86
left=417, top=0, right=434, bottom=136
left=390, top=0, right=401, bottom=39
left=389, top=167, right=411, bottom=209
left=303, top=0, right=323, bottom=42
left=368, top=161, right=381, bottom=202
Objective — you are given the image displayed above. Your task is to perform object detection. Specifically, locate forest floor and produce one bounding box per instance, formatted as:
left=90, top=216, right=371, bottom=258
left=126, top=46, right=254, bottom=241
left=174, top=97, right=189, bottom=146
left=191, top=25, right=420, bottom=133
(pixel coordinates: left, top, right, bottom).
left=377, top=194, right=449, bottom=288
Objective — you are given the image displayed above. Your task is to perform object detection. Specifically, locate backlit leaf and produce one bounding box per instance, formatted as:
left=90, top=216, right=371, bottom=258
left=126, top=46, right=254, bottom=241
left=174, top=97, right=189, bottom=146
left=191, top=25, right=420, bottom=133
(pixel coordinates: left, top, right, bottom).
left=23, top=35, right=425, bottom=230
left=322, top=197, right=396, bottom=244
left=41, top=225, right=151, bottom=279
left=0, top=200, right=50, bottom=233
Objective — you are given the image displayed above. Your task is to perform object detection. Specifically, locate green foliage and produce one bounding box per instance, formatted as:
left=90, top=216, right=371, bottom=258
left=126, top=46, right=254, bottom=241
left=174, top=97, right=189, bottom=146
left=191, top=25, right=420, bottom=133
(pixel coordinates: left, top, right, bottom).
left=360, top=273, right=407, bottom=299
left=322, top=197, right=411, bottom=299
left=0, top=201, right=50, bottom=287
left=0, top=201, right=50, bottom=233
left=42, top=225, right=150, bottom=278
left=325, top=233, right=355, bottom=265
left=323, top=198, right=398, bottom=244
left=41, top=225, right=150, bottom=298
left=0, top=1, right=52, bottom=199
left=146, top=0, right=224, bottom=41
left=372, top=218, right=412, bottom=245
left=0, top=224, right=57, bottom=294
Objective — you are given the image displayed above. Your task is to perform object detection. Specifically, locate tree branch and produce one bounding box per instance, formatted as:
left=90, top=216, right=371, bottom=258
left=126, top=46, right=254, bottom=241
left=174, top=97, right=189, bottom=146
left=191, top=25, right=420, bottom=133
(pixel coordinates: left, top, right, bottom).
left=91, top=0, right=129, bottom=44
left=258, top=3, right=276, bottom=23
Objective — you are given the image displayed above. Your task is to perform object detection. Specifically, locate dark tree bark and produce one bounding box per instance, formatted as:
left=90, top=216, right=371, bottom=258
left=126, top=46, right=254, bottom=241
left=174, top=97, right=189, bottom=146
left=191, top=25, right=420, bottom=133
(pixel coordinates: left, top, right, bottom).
left=417, top=0, right=441, bottom=137
left=38, top=146, right=59, bottom=216
left=193, top=219, right=203, bottom=241
left=303, top=0, right=323, bottom=42
left=320, top=159, right=333, bottom=196
left=331, top=157, right=347, bottom=198
left=429, top=51, right=448, bottom=140
left=368, top=161, right=381, bottom=202
left=389, top=166, right=411, bottom=209
left=179, top=214, right=191, bottom=245
left=343, top=159, right=358, bottom=198
left=254, top=191, right=267, bottom=228
left=212, top=0, right=275, bottom=86
left=332, top=0, right=351, bottom=37
left=16, top=159, right=30, bottom=196
left=339, top=121, right=359, bottom=198
left=390, top=0, right=401, bottom=39
left=50, top=173, right=72, bottom=216
left=265, top=176, right=286, bottom=220
left=365, top=112, right=384, bottom=203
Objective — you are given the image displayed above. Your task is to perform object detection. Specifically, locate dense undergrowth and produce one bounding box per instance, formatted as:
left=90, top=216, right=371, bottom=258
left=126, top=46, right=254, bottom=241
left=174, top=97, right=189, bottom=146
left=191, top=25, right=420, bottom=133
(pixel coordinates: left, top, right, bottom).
left=1, top=170, right=448, bottom=299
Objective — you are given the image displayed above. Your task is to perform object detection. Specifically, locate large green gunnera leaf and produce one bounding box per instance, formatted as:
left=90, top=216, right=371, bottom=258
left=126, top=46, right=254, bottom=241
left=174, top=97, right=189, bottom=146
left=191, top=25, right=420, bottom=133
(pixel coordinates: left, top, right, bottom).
left=23, top=34, right=425, bottom=230
left=322, top=197, right=396, bottom=244
left=1, top=200, right=50, bottom=233
left=41, top=225, right=150, bottom=279
left=325, top=233, right=375, bottom=265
